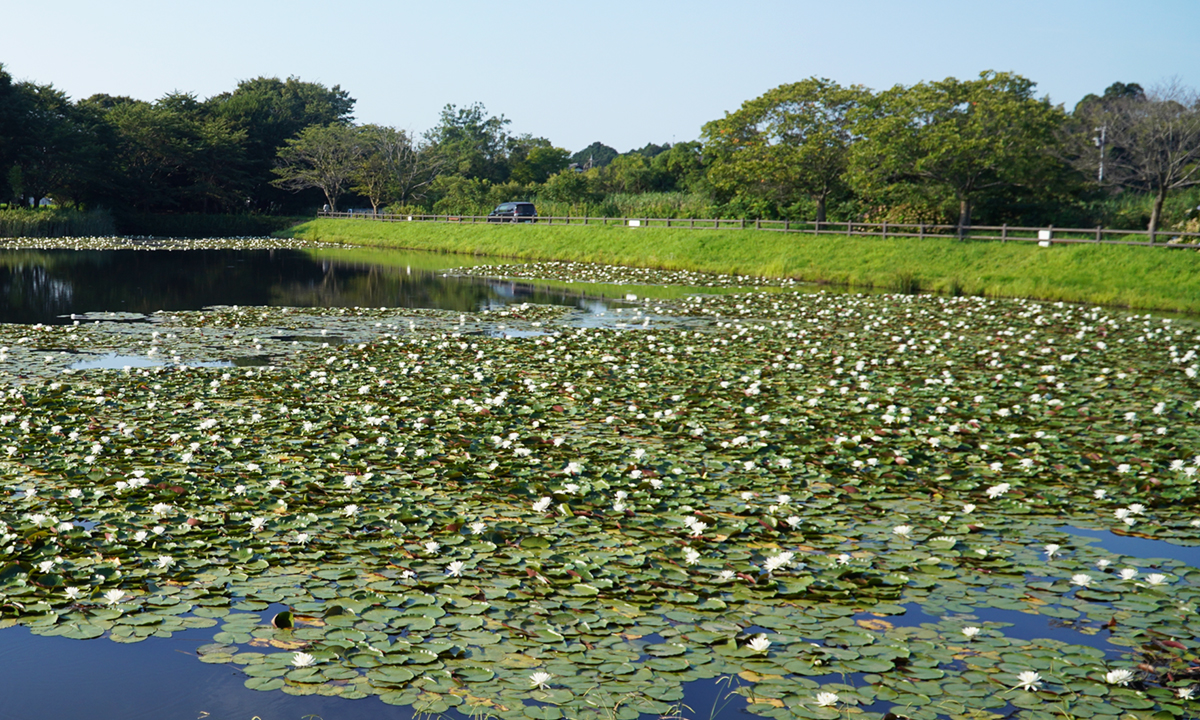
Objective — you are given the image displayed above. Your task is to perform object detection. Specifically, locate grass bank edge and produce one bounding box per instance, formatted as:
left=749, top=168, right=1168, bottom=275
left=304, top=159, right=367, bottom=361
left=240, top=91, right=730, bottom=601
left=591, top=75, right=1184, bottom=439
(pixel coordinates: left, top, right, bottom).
left=284, top=218, right=1200, bottom=315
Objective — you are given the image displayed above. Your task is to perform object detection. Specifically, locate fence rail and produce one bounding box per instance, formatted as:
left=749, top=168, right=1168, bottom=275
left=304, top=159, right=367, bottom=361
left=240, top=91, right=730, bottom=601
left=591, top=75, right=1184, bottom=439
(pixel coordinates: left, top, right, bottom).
left=319, top=211, right=1200, bottom=248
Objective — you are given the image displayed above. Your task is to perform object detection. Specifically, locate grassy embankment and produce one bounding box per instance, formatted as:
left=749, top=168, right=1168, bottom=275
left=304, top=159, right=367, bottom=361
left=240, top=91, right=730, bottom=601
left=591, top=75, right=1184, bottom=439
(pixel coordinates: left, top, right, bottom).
left=286, top=218, right=1200, bottom=314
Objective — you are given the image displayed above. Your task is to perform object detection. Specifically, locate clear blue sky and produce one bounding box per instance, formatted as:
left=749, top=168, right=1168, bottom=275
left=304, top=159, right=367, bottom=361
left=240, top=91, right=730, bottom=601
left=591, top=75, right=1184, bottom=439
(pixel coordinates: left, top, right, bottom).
left=3, top=0, right=1198, bottom=154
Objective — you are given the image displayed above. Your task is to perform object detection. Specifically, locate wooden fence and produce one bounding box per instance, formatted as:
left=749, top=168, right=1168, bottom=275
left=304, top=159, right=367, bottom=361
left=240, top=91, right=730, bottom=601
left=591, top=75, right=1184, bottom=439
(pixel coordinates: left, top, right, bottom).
left=320, top=211, right=1200, bottom=248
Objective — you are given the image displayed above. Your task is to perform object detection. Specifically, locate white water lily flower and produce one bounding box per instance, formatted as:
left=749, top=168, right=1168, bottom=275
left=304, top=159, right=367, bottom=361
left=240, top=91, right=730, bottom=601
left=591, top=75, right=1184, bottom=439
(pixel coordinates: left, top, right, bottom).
left=1145, top=573, right=1169, bottom=586
left=763, top=551, right=795, bottom=573
left=1119, top=568, right=1138, bottom=580
left=155, top=555, right=174, bottom=569
left=103, top=589, right=125, bottom=605
left=1071, top=573, right=1093, bottom=587
left=1043, top=543, right=1060, bottom=558
left=64, top=586, right=83, bottom=600
left=683, top=548, right=701, bottom=565
left=250, top=517, right=267, bottom=532
left=892, top=525, right=912, bottom=537
left=1105, top=668, right=1135, bottom=685
left=962, top=626, right=981, bottom=639
left=747, top=634, right=771, bottom=653
left=985, top=483, right=1010, bottom=499
left=532, top=497, right=552, bottom=513
left=424, top=541, right=441, bottom=554
left=529, top=671, right=552, bottom=690
left=469, top=521, right=486, bottom=534
left=813, top=691, right=839, bottom=707
left=292, top=652, right=316, bottom=668
left=446, top=560, right=465, bottom=577
left=1016, top=670, right=1043, bottom=691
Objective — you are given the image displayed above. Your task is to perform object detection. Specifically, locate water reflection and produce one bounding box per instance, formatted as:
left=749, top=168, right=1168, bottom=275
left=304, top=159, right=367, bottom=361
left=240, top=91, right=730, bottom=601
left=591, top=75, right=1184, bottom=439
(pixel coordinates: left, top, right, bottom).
left=0, top=249, right=619, bottom=325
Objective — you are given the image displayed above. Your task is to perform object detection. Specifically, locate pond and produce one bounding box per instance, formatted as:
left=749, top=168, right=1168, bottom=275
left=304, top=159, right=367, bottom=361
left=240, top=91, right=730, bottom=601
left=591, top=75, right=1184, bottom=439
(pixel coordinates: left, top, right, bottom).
left=0, top=239, right=1198, bottom=720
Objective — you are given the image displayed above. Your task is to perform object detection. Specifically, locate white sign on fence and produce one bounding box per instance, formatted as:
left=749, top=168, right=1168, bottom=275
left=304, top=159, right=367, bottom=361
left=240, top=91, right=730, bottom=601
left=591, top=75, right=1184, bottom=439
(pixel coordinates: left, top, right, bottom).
left=628, top=220, right=641, bottom=228
left=1037, top=230, right=1052, bottom=240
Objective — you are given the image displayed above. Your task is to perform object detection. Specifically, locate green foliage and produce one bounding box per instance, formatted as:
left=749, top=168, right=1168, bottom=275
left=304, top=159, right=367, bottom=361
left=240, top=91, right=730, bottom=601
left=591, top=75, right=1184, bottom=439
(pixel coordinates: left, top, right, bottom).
left=850, top=71, right=1067, bottom=229
left=424, top=103, right=514, bottom=183
left=568, top=141, right=619, bottom=168
left=271, top=124, right=364, bottom=212
left=510, top=145, right=570, bottom=185
left=704, top=78, right=868, bottom=222
left=539, top=169, right=602, bottom=206
left=208, top=76, right=355, bottom=210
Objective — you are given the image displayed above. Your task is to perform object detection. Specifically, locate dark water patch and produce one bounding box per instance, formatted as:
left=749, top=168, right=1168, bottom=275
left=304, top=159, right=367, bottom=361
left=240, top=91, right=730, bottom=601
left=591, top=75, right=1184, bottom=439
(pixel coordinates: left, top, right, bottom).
left=0, top=624, right=433, bottom=720
left=1058, top=525, right=1200, bottom=567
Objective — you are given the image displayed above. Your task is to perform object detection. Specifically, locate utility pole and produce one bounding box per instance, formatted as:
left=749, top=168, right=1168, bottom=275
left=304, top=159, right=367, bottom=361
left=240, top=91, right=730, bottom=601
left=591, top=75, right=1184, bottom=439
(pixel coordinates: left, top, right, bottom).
left=1093, top=125, right=1106, bottom=182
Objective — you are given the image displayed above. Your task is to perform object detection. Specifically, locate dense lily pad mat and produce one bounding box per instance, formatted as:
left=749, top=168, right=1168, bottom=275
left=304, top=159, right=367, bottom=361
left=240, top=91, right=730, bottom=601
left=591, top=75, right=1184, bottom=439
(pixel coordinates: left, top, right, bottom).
left=0, top=283, right=1199, bottom=719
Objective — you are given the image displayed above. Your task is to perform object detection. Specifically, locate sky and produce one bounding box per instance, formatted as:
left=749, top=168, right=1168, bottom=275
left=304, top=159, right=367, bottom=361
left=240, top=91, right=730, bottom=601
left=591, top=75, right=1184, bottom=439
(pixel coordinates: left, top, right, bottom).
left=3, top=0, right=1199, bottom=154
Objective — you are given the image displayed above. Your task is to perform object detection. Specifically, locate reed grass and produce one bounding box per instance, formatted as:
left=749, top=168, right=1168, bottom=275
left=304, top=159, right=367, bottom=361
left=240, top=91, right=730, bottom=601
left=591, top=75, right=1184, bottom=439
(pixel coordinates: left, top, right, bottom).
left=115, top=213, right=306, bottom=238
left=0, top=208, right=115, bottom=238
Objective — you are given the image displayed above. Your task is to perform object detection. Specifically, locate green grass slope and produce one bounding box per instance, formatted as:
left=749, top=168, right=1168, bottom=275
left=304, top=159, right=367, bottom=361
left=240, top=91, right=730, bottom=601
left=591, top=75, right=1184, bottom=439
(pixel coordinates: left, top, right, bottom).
left=286, top=219, right=1200, bottom=314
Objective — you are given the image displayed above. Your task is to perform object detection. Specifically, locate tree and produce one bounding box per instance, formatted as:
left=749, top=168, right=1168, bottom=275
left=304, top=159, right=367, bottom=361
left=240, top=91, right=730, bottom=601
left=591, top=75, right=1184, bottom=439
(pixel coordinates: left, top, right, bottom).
left=568, top=142, right=618, bottom=168
left=703, top=78, right=867, bottom=222
left=851, top=71, right=1065, bottom=233
left=509, top=142, right=569, bottom=184
left=271, top=124, right=363, bottom=212
left=7, top=81, right=114, bottom=208
left=351, top=124, right=443, bottom=211
left=424, top=103, right=513, bottom=183
left=1071, top=81, right=1200, bottom=235
left=653, top=141, right=708, bottom=194
left=541, top=168, right=601, bottom=205
left=208, top=77, right=355, bottom=209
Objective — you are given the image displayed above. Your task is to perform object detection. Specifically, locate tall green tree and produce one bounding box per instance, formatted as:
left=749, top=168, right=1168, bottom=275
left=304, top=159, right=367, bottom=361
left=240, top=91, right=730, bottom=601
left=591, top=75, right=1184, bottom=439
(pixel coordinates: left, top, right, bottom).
left=703, top=78, right=867, bottom=222
left=208, top=77, right=355, bottom=210
left=272, top=123, right=363, bottom=212
left=424, top=103, right=513, bottom=183
left=850, top=71, right=1065, bottom=232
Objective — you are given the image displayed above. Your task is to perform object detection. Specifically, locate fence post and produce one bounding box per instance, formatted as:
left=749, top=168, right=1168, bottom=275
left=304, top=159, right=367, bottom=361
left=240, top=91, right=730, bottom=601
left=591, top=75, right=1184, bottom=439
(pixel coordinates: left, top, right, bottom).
left=1096, top=225, right=1101, bottom=242
left=755, top=219, right=760, bottom=230
left=814, top=220, right=820, bottom=234
left=740, top=218, right=745, bottom=230
left=784, top=220, right=790, bottom=232
left=919, top=224, right=924, bottom=240
left=882, top=222, right=888, bottom=240
left=1001, top=224, right=1007, bottom=241
left=1150, top=226, right=1156, bottom=244
left=847, top=221, right=852, bottom=237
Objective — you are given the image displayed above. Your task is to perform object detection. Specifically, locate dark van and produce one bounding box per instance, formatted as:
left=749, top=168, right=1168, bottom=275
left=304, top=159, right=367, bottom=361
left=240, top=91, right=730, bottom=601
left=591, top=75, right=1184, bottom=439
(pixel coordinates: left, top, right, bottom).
left=487, top=202, right=537, bottom=223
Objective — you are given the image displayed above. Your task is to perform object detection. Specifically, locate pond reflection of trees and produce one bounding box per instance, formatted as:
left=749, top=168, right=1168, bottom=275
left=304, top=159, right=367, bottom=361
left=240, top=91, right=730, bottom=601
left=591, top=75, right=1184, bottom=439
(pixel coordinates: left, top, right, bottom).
left=0, top=249, right=603, bottom=324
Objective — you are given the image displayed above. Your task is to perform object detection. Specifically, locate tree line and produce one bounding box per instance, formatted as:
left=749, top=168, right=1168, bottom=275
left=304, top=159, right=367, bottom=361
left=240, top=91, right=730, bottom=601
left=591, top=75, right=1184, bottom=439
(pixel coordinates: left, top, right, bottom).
left=2, top=64, right=1199, bottom=233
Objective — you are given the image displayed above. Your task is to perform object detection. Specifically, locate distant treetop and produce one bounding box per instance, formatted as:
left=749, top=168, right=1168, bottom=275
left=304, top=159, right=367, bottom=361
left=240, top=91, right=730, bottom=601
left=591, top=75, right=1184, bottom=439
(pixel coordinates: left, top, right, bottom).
left=569, top=142, right=618, bottom=168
